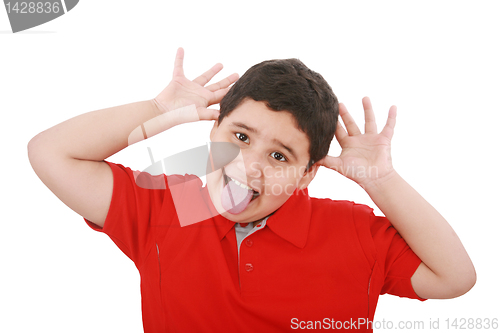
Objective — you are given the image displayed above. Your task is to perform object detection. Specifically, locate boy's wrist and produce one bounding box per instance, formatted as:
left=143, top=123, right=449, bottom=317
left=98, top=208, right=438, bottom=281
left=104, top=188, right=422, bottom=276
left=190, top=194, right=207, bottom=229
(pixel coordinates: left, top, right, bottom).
left=127, top=103, right=199, bottom=146
left=362, top=169, right=402, bottom=197
left=151, top=98, right=169, bottom=115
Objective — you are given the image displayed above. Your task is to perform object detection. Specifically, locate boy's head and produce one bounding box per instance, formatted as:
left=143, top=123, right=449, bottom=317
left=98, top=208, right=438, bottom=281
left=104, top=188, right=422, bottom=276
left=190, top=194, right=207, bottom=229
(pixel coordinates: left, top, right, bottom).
left=218, top=58, right=339, bottom=170
left=207, top=58, right=338, bottom=223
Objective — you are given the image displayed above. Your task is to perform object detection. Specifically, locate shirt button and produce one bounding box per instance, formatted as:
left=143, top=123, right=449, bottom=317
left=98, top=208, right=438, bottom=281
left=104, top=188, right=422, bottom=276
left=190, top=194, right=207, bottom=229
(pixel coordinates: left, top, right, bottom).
left=245, top=263, right=254, bottom=272
left=245, top=238, right=253, bottom=247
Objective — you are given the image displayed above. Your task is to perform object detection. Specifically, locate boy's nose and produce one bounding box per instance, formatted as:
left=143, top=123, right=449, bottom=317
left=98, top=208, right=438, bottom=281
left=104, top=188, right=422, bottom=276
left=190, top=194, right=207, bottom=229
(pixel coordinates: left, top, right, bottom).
left=233, top=150, right=263, bottom=180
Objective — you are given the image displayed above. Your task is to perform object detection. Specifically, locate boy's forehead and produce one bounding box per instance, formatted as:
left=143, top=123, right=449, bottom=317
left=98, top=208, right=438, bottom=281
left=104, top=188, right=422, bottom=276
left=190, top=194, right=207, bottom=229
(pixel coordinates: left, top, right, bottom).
left=224, top=99, right=301, bottom=132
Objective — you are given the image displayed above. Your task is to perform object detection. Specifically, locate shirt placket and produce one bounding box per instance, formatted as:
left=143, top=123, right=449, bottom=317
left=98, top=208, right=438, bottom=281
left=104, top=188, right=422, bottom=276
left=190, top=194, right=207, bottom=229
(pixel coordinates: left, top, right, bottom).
left=237, top=218, right=267, bottom=293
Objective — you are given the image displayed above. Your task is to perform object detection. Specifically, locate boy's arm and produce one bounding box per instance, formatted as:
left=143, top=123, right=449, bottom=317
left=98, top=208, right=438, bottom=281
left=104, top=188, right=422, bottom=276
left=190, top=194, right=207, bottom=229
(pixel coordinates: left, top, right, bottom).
left=28, top=48, right=238, bottom=227
left=318, top=97, right=476, bottom=299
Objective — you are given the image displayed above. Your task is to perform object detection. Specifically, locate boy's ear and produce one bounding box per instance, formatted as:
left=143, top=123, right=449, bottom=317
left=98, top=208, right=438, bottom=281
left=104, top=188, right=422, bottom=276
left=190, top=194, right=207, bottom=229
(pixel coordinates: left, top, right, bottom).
left=297, top=163, right=320, bottom=190
left=209, top=120, right=219, bottom=142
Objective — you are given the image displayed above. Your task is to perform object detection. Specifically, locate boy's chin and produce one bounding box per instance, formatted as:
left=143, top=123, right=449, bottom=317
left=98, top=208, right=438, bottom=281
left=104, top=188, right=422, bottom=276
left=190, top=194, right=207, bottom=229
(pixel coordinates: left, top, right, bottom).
left=216, top=193, right=274, bottom=223
left=217, top=202, right=260, bottom=223
left=219, top=196, right=284, bottom=224
left=220, top=210, right=264, bottom=224
left=220, top=212, right=250, bottom=223
left=221, top=214, right=250, bottom=223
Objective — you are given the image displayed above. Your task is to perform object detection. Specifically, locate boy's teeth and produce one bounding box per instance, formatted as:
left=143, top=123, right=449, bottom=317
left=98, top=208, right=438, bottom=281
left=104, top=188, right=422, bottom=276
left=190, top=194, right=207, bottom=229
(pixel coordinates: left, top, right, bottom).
left=230, top=177, right=253, bottom=191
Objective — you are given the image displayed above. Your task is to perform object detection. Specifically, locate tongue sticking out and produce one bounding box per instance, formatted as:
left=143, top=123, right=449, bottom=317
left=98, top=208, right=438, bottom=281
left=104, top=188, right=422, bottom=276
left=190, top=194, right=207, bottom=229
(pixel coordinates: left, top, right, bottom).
left=221, top=179, right=254, bottom=214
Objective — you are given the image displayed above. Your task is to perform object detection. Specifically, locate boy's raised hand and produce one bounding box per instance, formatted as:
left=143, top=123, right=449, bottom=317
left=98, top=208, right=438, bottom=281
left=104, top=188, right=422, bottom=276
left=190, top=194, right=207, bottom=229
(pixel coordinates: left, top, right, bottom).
left=319, top=98, right=477, bottom=299
left=153, top=47, right=239, bottom=121
left=318, top=97, right=398, bottom=190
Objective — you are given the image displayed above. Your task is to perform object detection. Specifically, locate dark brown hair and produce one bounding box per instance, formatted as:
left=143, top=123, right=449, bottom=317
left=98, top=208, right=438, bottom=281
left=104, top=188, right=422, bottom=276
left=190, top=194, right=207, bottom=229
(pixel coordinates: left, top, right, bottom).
left=218, top=58, right=338, bottom=170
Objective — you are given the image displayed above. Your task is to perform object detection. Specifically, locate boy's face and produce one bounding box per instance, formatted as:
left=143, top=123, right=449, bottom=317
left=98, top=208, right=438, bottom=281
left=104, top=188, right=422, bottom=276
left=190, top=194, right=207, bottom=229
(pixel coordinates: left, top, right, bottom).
left=207, top=98, right=318, bottom=223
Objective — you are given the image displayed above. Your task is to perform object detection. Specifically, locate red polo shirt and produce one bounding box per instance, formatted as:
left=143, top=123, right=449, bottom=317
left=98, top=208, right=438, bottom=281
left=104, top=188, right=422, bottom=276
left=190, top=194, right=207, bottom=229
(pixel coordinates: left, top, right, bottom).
left=85, top=162, right=425, bottom=332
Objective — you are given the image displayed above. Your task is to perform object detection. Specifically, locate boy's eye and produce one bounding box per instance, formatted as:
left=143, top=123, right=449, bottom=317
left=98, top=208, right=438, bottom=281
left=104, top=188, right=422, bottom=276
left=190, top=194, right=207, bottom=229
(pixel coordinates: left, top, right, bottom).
left=236, top=132, right=249, bottom=143
left=271, top=152, right=286, bottom=162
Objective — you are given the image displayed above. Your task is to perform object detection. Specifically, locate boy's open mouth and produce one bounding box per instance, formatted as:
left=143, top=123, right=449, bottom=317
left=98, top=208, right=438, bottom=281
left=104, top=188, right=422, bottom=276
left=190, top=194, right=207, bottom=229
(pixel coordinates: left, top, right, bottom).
left=223, top=169, right=260, bottom=200
left=221, top=168, right=260, bottom=214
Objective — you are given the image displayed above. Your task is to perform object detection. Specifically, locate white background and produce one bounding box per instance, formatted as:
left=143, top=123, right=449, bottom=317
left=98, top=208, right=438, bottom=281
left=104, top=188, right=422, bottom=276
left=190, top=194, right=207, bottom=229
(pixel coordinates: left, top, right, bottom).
left=1, top=1, right=499, bottom=332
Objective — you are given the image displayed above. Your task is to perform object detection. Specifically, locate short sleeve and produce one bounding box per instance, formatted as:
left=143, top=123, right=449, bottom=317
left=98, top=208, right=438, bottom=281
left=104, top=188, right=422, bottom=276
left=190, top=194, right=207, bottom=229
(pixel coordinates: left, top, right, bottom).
left=353, top=203, right=427, bottom=301
left=84, top=161, right=168, bottom=267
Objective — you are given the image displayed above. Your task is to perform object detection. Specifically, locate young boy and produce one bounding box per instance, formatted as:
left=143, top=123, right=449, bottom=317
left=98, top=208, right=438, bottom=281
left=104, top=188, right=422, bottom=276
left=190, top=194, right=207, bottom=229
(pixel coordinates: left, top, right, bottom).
left=28, top=48, right=475, bottom=332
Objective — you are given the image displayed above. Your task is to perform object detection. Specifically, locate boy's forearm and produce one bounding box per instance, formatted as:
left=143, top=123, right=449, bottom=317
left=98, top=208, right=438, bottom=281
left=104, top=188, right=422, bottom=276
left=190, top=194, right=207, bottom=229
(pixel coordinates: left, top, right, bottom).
left=31, top=99, right=163, bottom=161
left=364, top=172, right=475, bottom=285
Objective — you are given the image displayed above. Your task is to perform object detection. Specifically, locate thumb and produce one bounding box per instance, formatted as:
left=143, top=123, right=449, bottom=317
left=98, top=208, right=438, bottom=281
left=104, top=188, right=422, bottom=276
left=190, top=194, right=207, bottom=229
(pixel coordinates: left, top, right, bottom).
left=317, top=155, right=343, bottom=172
left=197, top=107, right=220, bottom=121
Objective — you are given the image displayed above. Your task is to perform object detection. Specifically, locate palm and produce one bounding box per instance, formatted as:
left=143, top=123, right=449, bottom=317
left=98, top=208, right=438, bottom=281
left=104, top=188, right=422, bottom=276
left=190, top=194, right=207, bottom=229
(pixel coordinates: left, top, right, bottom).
left=319, top=97, right=397, bottom=189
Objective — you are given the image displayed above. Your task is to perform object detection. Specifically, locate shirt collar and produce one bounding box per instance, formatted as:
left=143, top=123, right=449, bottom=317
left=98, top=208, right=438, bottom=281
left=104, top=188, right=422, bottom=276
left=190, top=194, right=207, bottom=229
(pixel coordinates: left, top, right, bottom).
left=265, top=187, right=311, bottom=248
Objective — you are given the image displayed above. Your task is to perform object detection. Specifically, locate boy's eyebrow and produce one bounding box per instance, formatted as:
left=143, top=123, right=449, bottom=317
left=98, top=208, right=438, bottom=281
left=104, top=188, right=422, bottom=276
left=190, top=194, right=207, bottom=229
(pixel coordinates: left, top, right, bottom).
left=232, top=122, right=257, bottom=133
left=272, top=138, right=297, bottom=161
left=230, top=121, right=298, bottom=161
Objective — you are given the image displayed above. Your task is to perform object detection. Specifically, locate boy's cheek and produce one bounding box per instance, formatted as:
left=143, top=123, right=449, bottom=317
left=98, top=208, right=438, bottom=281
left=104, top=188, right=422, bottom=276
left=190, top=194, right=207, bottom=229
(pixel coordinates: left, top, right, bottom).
left=262, top=180, right=299, bottom=199
left=248, top=161, right=262, bottom=178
